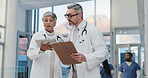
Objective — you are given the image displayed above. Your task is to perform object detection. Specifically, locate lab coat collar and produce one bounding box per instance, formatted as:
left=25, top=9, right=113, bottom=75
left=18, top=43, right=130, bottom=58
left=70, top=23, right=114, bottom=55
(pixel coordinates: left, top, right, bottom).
left=41, top=29, right=56, bottom=35
left=41, top=29, right=46, bottom=34
left=70, top=20, right=86, bottom=42
left=76, top=20, right=86, bottom=30
left=77, top=20, right=87, bottom=37
left=46, top=30, right=55, bottom=36
left=41, top=29, right=57, bottom=39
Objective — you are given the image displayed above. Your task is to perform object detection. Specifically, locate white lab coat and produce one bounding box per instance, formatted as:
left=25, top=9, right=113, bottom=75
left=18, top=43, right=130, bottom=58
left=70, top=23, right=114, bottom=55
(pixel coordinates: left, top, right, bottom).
left=27, top=29, right=64, bottom=78
left=68, top=20, right=108, bottom=78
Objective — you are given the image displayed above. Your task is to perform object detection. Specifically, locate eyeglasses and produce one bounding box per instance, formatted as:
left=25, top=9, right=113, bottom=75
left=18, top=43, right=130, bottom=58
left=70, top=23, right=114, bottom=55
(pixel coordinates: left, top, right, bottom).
left=64, top=13, right=80, bottom=19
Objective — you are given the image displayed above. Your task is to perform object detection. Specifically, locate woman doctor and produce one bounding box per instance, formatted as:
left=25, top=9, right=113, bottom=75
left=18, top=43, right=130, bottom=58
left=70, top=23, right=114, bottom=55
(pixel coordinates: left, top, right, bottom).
left=27, top=11, right=64, bottom=78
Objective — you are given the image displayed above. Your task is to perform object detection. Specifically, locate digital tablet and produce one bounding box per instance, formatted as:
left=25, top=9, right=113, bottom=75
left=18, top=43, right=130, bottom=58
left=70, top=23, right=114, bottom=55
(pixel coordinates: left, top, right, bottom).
left=35, top=39, right=57, bottom=47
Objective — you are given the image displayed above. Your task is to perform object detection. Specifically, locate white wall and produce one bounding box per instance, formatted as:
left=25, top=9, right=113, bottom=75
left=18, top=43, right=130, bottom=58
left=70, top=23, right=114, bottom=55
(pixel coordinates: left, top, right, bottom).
left=0, top=0, right=26, bottom=77
left=19, top=0, right=90, bottom=10
left=17, top=7, right=26, bottom=32
left=0, top=0, right=6, bottom=26
left=144, top=0, right=148, bottom=77
left=0, top=0, right=6, bottom=77
left=3, top=0, right=18, bottom=78
left=112, top=0, right=139, bottom=27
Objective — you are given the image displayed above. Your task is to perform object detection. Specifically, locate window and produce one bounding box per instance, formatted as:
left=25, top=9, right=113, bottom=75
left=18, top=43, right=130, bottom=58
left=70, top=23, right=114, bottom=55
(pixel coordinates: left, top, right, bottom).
left=0, top=0, right=6, bottom=26
left=54, top=1, right=95, bottom=35
left=39, top=7, right=52, bottom=31
left=0, top=45, right=3, bottom=66
left=0, top=28, right=5, bottom=43
left=0, top=27, right=5, bottom=70
left=116, top=28, right=141, bottom=44
left=96, top=0, right=110, bottom=32
left=17, top=37, right=28, bottom=78
left=116, top=34, right=141, bottom=44
left=79, top=1, right=95, bottom=20
left=104, top=36, right=111, bottom=62
left=54, top=4, right=70, bottom=34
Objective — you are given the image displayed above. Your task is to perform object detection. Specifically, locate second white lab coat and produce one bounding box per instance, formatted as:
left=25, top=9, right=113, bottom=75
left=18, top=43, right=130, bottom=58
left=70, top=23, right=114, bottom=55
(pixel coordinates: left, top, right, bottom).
left=68, top=20, right=108, bottom=78
left=27, top=29, right=64, bottom=78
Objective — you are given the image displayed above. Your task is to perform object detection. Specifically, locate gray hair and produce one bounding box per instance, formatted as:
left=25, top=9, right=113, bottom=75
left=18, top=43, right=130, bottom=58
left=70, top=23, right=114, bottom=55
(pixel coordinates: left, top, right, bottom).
left=67, top=3, right=83, bottom=19
left=42, top=11, right=57, bottom=21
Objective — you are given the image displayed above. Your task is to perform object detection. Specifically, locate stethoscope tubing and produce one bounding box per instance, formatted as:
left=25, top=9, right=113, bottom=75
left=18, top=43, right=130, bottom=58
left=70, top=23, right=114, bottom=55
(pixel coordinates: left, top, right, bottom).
left=43, top=34, right=61, bottom=41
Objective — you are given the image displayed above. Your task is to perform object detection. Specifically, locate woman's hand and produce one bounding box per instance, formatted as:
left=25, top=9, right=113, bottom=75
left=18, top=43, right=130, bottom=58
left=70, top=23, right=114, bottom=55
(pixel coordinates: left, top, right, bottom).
left=40, top=42, right=53, bottom=51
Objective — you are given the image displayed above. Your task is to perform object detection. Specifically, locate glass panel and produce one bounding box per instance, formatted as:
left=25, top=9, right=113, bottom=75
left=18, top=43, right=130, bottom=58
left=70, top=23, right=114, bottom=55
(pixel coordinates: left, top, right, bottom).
left=104, top=36, right=110, bottom=44
left=104, top=36, right=111, bottom=63
left=116, top=34, right=141, bottom=44
left=0, top=45, right=3, bottom=77
left=141, top=47, right=145, bottom=77
left=96, top=0, right=110, bottom=32
left=0, top=45, right=3, bottom=66
left=116, top=28, right=139, bottom=34
left=32, top=9, right=38, bottom=33
left=118, top=46, right=138, bottom=65
left=0, top=0, right=6, bottom=26
left=0, top=67, right=25, bottom=78
left=54, top=4, right=71, bottom=35
left=54, top=1, right=95, bottom=35
left=32, top=10, right=34, bottom=33
left=79, top=1, right=94, bottom=20
left=130, top=46, right=139, bottom=63
left=0, top=28, right=5, bottom=43
left=54, top=5, right=67, bottom=27
left=118, top=47, right=129, bottom=65
left=17, top=38, right=28, bottom=78
left=116, top=28, right=141, bottom=44
left=39, top=7, right=52, bottom=31
left=79, top=1, right=95, bottom=27
left=19, top=38, right=28, bottom=51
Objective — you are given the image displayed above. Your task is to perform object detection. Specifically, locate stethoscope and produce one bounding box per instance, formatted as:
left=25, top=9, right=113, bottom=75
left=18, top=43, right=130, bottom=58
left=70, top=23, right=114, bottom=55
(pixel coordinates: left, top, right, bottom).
left=79, top=21, right=87, bottom=43
left=81, top=21, right=87, bottom=36
left=43, top=34, right=61, bottom=41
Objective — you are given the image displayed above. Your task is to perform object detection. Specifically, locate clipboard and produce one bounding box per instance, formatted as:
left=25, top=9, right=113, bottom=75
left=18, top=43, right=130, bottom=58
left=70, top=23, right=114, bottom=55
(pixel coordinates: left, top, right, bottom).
left=36, top=39, right=57, bottom=47
left=51, top=41, right=82, bottom=65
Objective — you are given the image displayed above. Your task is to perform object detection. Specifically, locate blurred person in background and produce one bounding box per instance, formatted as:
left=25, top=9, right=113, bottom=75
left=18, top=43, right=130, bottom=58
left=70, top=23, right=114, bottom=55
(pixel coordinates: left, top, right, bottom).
left=100, top=59, right=114, bottom=78
left=118, top=52, right=141, bottom=78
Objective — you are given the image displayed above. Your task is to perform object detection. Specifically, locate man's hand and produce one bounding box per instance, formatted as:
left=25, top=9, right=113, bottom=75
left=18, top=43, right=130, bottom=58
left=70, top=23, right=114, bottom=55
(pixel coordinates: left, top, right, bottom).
left=71, top=53, right=86, bottom=62
left=40, top=42, right=53, bottom=51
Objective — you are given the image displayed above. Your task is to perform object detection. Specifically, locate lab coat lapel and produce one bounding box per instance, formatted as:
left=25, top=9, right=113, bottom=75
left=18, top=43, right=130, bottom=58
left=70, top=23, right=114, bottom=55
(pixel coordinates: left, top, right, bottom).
left=41, top=30, right=47, bottom=39
left=77, top=21, right=87, bottom=44
left=77, top=20, right=86, bottom=38
left=77, top=28, right=83, bottom=38
left=70, top=28, right=75, bottom=42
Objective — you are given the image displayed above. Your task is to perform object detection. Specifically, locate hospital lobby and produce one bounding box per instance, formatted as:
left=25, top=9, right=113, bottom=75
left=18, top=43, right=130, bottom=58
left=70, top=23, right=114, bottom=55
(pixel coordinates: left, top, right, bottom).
left=0, top=0, right=148, bottom=78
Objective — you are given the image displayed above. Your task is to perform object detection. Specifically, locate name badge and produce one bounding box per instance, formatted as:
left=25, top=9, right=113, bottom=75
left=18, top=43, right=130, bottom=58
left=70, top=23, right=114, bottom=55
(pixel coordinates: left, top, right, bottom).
left=123, top=69, right=126, bottom=72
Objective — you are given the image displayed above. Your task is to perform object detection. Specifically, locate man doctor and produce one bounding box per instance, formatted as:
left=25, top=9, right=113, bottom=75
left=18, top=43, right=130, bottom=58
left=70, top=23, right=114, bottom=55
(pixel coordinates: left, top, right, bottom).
left=118, top=52, right=141, bottom=78
left=27, top=12, right=64, bottom=78
left=65, top=3, right=108, bottom=78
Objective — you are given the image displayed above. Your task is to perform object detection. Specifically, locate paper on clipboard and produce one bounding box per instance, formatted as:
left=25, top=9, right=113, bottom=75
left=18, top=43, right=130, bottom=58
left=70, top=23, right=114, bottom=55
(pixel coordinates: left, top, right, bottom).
left=36, top=39, right=57, bottom=47
left=51, top=41, right=82, bottom=65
